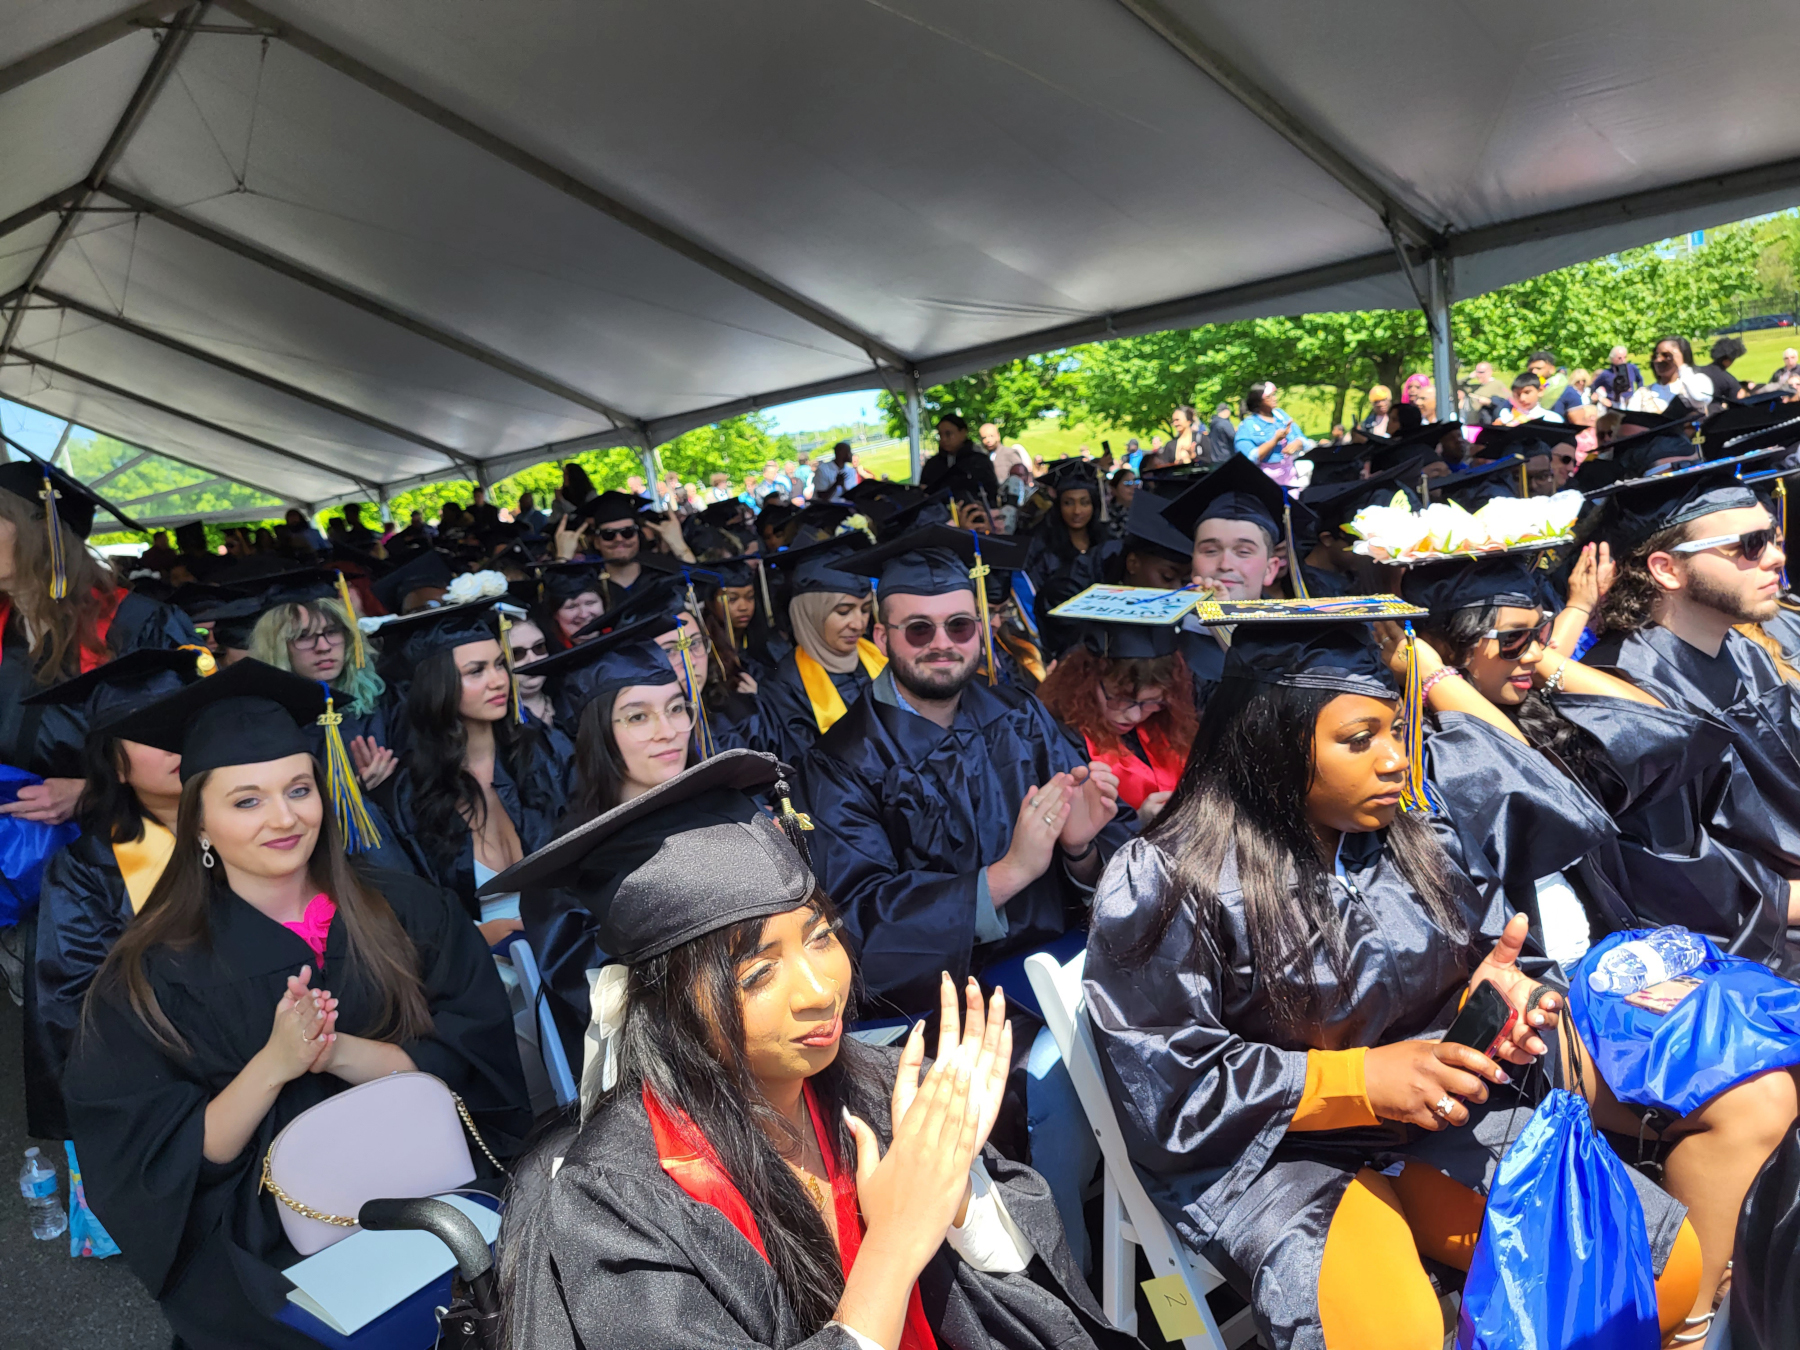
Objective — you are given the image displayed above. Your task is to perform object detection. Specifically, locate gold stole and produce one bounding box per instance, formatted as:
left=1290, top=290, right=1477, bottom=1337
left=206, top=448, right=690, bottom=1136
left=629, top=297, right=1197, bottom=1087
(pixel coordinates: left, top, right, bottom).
left=796, top=640, right=887, bottom=734
left=111, top=819, right=176, bottom=914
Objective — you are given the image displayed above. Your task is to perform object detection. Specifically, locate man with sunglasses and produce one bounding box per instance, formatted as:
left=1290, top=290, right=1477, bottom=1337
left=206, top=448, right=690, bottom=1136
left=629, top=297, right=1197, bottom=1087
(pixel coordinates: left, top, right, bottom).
left=801, top=527, right=1134, bottom=1271
left=1584, top=456, right=1800, bottom=968
left=578, top=489, right=693, bottom=598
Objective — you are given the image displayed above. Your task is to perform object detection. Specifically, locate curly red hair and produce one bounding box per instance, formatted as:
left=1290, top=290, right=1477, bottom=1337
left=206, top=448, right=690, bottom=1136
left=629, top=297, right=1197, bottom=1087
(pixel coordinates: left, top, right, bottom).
left=1037, top=646, right=1197, bottom=755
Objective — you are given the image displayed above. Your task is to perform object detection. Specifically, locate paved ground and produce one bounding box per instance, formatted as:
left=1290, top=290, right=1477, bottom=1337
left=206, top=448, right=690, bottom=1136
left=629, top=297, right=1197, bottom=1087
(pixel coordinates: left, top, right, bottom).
left=0, top=991, right=169, bottom=1350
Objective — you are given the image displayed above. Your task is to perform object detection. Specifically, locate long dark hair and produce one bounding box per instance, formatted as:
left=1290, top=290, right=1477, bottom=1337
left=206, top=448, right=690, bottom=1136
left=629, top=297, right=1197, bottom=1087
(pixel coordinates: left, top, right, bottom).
left=0, top=491, right=119, bottom=684
left=571, top=688, right=631, bottom=819
left=1124, top=677, right=1466, bottom=1029
left=89, top=759, right=432, bottom=1056
left=76, top=733, right=153, bottom=843
left=399, top=647, right=553, bottom=870
left=600, top=889, right=878, bottom=1333
left=1424, top=603, right=1617, bottom=788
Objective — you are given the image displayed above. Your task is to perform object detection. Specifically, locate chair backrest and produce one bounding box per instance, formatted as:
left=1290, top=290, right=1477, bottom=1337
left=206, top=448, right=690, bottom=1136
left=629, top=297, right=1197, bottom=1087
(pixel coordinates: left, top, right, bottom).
left=509, top=940, right=578, bottom=1109
left=1025, top=949, right=1246, bottom=1350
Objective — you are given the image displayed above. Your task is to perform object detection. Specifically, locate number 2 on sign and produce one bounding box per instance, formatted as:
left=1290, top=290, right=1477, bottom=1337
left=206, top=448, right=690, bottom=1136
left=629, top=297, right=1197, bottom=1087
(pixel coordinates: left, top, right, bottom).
left=1140, top=1273, right=1212, bottom=1344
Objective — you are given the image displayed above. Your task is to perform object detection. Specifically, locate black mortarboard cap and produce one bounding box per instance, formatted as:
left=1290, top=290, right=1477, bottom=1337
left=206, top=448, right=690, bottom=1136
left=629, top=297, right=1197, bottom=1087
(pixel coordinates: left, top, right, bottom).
left=1601, top=424, right=1699, bottom=477
left=108, top=658, right=324, bottom=781
left=373, top=599, right=500, bottom=668
left=1717, top=412, right=1800, bottom=458
left=572, top=573, right=690, bottom=640
left=1161, top=455, right=1289, bottom=541
left=373, top=549, right=456, bottom=613
left=873, top=488, right=953, bottom=538
left=579, top=490, right=651, bottom=526
left=1117, top=491, right=1197, bottom=563
left=1399, top=554, right=1546, bottom=616
left=528, top=560, right=603, bottom=608
left=1300, top=460, right=1425, bottom=534
left=1076, top=618, right=1179, bottom=661
left=1473, top=421, right=1582, bottom=461
left=761, top=534, right=872, bottom=597
left=203, top=595, right=272, bottom=651
left=515, top=614, right=678, bottom=717
left=698, top=500, right=751, bottom=529
left=477, top=749, right=812, bottom=965
left=20, top=646, right=208, bottom=734
left=0, top=447, right=141, bottom=538
left=1202, top=611, right=1403, bottom=698
left=1038, top=458, right=1104, bottom=495
left=1432, top=457, right=1525, bottom=509
left=1586, top=458, right=1778, bottom=552
left=1700, top=400, right=1784, bottom=458
left=834, top=526, right=1030, bottom=598
left=1299, top=440, right=1376, bottom=486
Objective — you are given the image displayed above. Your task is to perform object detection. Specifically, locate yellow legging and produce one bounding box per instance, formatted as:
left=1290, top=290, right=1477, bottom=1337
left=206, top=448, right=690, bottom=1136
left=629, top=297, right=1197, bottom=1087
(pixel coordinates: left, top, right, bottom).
left=1317, top=1165, right=1703, bottom=1349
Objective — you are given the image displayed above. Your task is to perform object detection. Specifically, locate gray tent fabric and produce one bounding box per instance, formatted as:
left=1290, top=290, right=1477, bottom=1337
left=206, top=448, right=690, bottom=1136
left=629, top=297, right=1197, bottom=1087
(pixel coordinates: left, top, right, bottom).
left=2, top=0, right=1797, bottom=507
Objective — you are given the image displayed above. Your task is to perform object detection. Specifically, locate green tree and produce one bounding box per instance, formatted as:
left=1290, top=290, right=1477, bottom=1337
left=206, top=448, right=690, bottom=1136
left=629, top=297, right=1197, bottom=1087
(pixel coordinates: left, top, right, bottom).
left=877, top=353, right=1082, bottom=441
left=657, top=413, right=796, bottom=492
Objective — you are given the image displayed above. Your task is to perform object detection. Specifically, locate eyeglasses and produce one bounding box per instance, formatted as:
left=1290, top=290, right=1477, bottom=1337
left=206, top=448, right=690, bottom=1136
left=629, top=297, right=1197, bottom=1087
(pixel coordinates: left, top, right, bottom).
left=895, top=614, right=982, bottom=648
left=509, top=640, right=548, bottom=662
left=1101, top=687, right=1165, bottom=717
left=613, top=701, right=695, bottom=735
left=1482, top=618, right=1553, bottom=659
left=1671, top=528, right=1784, bottom=563
left=594, top=526, right=636, bottom=542
left=291, top=627, right=346, bottom=650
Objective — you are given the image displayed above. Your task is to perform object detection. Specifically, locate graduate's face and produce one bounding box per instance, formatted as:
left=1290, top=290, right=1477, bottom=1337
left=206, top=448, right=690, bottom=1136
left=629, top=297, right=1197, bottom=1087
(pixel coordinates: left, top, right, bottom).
left=287, top=606, right=348, bottom=683
left=1306, top=695, right=1409, bottom=836
left=118, top=739, right=183, bottom=801
left=881, top=590, right=983, bottom=701
left=1123, top=549, right=1187, bottom=590
left=455, top=639, right=512, bottom=722
left=1652, top=504, right=1785, bottom=623
left=507, top=620, right=549, bottom=698
left=1192, top=520, right=1281, bottom=601
left=1060, top=489, right=1094, bottom=530
left=1099, top=679, right=1167, bottom=735
left=723, top=585, right=756, bottom=631
left=198, top=754, right=323, bottom=882
left=819, top=595, right=870, bottom=656
left=610, top=684, right=692, bottom=791
left=556, top=590, right=604, bottom=642
left=734, top=904, right=851, bottom=1086
left=656, top=612, right=709, bottom=688
left=594, top=520, right=641, bottom=562
left=1459, top=605, right=1546, bottom=707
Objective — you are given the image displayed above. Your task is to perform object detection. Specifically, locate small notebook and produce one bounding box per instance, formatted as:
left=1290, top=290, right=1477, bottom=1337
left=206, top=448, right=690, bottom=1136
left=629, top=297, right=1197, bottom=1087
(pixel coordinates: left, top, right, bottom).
left=283, top=1193, right=501, bottom=1336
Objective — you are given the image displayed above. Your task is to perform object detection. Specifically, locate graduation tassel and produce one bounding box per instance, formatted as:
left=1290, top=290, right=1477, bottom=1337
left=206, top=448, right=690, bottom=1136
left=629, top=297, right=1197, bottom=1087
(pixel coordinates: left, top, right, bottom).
left=178, top=642, right=217, bottom=677
left=334, top=571, right=369, bottom=672
left=497, top=611, right=522, bottom=724
left=1517, top=458, right=1529, bottom=499
left=672, top=625, right=717, bottom=760
left=40, top=473, right=68, bottom=600
left=317, top=686, right=383, bottom=852
left=772, top=772, right=814, bottom=870
left=1398, top=622, right=1443, bottom=817
left=756, top=556, right=775, bottom=626
left=1284, top=502, right=1309, bottom=600
left=969, top=531, right=996, bottom=686
left=1777, top=478, right=1789, bottom=590
left=949, top=499, right=961, bottom=528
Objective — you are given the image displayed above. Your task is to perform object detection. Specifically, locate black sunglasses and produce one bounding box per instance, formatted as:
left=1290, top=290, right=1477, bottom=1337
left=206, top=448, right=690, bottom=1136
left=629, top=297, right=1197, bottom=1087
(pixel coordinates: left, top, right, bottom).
left=593, top=526, right=637, bottom=542
left=1671, top=528, right=1783, bottom=564
left=1482, top=618, right=1553, bottom=659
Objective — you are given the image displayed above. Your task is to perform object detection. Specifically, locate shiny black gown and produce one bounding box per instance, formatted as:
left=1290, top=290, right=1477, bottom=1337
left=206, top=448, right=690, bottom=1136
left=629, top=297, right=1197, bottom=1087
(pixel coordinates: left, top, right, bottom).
left=1584, top=625, right=1800, bottom=968
left=1083, top=830, right=1688, bottom=1350
left=502, top=1039, right=1127, bottom=1350
left=63, top=869, right=528, bottom=1350
left=800, top=669, right=1134, bottom=1018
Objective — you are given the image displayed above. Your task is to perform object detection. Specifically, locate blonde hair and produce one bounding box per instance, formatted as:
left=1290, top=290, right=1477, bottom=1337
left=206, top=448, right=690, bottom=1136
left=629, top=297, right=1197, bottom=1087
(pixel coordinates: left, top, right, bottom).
left=0, top=489, right=118, bottom=684
left=248, top=596, right=386, bottom=714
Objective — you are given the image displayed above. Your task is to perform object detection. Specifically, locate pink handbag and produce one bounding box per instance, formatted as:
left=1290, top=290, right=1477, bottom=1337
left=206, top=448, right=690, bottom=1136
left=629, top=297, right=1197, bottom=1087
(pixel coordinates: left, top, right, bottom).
left=260, top=1071, right=502, bottom=1255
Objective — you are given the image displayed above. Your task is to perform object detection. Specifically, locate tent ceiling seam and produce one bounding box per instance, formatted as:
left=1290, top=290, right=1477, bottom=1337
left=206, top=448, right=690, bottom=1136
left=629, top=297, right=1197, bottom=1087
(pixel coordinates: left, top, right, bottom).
left=0, top=1, right=188, bottom=98
left=207, top=0, right=912, bottom=372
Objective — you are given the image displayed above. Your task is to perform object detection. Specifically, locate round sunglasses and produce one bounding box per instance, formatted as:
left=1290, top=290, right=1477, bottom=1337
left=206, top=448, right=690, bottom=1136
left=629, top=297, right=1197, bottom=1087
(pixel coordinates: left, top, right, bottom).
left=895, top=615, right=982, bottom=648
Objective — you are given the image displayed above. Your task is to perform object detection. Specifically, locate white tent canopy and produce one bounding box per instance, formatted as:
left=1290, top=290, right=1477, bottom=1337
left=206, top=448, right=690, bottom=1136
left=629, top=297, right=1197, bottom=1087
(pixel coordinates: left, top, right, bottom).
left=3, top=0, right=1798, bottom=511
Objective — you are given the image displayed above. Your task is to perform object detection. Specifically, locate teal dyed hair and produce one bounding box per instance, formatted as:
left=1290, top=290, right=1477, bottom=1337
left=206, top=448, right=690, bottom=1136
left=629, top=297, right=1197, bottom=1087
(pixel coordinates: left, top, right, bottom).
left=248, top=596, right=387, bottom=716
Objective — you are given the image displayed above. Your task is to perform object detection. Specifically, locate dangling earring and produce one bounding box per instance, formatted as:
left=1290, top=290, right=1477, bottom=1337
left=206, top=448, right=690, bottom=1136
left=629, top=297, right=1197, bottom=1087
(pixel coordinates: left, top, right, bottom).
left=200, top=838, right=215, bottom=869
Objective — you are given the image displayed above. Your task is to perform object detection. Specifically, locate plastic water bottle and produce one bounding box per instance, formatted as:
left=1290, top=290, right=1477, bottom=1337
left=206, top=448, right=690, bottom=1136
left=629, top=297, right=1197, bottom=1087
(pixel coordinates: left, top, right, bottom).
left=19, top=1148, right=67, bottom=1241
left=1585, top=927, right=1709, bottom=996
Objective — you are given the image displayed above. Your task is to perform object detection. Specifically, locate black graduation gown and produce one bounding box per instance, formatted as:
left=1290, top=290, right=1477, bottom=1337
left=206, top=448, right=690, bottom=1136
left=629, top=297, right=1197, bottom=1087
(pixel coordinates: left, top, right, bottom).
left=63, top=868, right=529, bottom=1350
left=26, top=829, right=135, bottom=1139
left=378, top=750, right=566, bottom=921
left=501, top=1040, right=1128, bottom=1350
left=753, top=651, right=878, bottom=763
left=1083, top=833, right=1688, bottom=1350
left=1585, top=625, right=1800, bottom=967
left=800, top=671, right=1135, bottom=1018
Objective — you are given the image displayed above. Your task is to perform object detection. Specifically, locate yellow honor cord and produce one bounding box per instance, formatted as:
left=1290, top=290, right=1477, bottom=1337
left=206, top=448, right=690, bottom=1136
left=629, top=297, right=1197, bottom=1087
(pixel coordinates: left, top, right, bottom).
left=335, top=571, right=368, bottom=671
left=41, top=475, right=68, bottom=601
left=318, top=691, right=383, bottom=852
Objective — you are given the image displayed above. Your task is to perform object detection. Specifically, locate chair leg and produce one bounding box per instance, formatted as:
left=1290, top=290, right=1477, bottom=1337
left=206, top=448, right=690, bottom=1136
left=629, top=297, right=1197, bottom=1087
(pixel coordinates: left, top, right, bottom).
left=1101, top=1168, right=1137, bottom=1334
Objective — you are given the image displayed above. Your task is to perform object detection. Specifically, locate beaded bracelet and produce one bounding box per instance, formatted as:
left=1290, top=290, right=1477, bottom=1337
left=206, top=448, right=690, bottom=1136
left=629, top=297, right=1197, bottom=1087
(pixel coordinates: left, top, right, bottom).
left=1418, top=667, right=1462, bottom=701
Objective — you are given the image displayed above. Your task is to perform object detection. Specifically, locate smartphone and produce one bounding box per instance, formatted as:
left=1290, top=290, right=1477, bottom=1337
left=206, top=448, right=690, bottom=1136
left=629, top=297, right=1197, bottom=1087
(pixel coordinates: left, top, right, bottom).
left=1441, top=981, right=1517, bottom=1060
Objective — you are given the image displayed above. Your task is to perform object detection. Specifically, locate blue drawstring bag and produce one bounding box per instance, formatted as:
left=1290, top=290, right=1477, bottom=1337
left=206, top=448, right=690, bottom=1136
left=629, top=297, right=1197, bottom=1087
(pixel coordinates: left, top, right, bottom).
left=0, top=765, right=80, bottom=925
left=1457, top=1090, right=1660, bottom=1350
left=1570, top=928, right=1800, bottom=1117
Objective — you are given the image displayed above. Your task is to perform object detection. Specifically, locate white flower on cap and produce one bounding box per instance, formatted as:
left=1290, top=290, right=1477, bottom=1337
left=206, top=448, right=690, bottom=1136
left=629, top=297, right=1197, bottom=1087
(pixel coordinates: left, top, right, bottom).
left=444, top=569, right=509, bottom=604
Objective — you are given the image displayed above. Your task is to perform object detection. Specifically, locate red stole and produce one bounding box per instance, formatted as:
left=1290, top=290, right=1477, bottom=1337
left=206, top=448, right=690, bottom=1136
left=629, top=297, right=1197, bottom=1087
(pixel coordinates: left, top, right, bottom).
left=1085, top=725, right=1183, bottom=810
left=644, top=1083, right=938, bottom=1350
left=0, top=587, right=121, bottom=672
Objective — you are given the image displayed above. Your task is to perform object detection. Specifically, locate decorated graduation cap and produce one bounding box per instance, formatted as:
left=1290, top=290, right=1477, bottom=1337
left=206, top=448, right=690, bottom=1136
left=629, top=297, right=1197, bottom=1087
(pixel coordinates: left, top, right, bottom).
left=1076, top=616, right=1179, bottom=660
left=477, top=749, right=813, bottom=970
left=1192, top=596, right=1438, bottom=812
left=373, top=549, right=456, bottom=613
left=761, top=533, right=872, bottom=598
left=0, top=436, right=144, bottom=599
left=1718, top=411, right=1800, bottom=459
left=21, top=646, right=211, bottom=734
left=1300, top=459, right=1425, bottom=535
left=1701, top=399, right=1787, bottom=458
left=1398, top=553, right=1548, bottom=616
left=1433, top=456, right=1525, bottom=509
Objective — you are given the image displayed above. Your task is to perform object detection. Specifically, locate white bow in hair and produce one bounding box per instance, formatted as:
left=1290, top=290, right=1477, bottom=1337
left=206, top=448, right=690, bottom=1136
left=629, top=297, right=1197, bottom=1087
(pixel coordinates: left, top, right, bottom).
left=583, top=964, right=630, bottom=1113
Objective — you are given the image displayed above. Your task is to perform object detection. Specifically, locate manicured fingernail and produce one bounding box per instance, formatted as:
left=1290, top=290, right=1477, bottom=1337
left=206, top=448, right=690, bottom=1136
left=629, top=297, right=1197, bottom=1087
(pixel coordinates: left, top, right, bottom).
left=1496, top=1069, right=1511, bottom=1084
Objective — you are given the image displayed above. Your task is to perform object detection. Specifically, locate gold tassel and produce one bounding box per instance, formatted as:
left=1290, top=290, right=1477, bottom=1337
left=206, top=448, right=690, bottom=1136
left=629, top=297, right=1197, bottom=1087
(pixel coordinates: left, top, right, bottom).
left=969, top=532, right=996, bottom=686
left=497, top=611, right=522, bottom=724
left=1399, top=622, right=1442, bottom=816
left=177, top=642, right=217, bottom=677
left=1777, top=478, right=1789, bottom=590
left=318, top=690, right=383, bottom=852
left=41, top=474, right=68, bottom=601
left=1284, top=502, right=1309, bottom=600
left=334, top=571, right=368, bottom=671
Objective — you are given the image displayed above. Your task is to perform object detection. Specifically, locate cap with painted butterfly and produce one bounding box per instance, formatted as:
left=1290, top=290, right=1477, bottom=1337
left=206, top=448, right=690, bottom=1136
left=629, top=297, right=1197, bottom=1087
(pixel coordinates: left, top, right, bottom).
left=20, top=646, right=211, bottom=735
left=1432, top=456, right=1525, bottom=510
left=527, top=560, right=604, bottom=608
left=106, top=658, right=325, bottom=781
left=832, top=525, right=1030, bottom=597
left=1582, top=449, right=1789, bottom=553
left=1160, top=454, right=1290, bottom=543
left=373, top=549, right=457, bottom=613
left=1398, top=552, right=1552, bottom=617
left=760, top=532, right=873, bottom=598
left=475, top=748, right=813, bottom=967
left=373, top=598, right=502, bottom=669
left=1189, top=595, right=1437, bottom=811
left=1300, top=458, right=1427, bottom=535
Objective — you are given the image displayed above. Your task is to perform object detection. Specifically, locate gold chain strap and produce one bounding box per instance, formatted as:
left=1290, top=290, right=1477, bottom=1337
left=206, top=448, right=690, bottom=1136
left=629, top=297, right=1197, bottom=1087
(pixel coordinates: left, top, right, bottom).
left=260, top=1091, right=509, bottom=1226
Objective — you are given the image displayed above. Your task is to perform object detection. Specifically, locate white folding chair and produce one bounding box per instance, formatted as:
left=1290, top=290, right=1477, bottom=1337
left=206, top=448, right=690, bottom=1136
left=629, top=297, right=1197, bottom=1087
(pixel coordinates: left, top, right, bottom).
left=1025, top=949, right=1259, bottom=1350
left=508, top=939, right=578, bottom=1109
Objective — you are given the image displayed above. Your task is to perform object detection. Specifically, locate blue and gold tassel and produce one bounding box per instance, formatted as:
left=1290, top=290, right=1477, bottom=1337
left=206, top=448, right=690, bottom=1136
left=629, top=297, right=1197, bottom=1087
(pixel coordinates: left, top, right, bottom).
left=969, top=531, right=996, bottom=686
left=674, top=583, right=717, bottom=760
left=1777, top=478, right=1789, bottom=590
left=41, top=474, right=68, bottom=600
left=497, top=611, right=522, bottom=724
left=1398, top=621, right=1442, bottom=816
left=317, top=686, right=382, bottom=853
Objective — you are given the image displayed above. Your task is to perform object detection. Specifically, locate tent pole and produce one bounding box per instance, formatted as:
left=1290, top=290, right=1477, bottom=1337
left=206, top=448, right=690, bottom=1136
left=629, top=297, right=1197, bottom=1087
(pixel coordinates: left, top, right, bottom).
left=1428, top=253, right=1457, bottom=423
left=376, top=484, right=391, bottom=525
left=905, top=371, right=922, bottom=484
left=639, top=444, right=663, bottom=508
